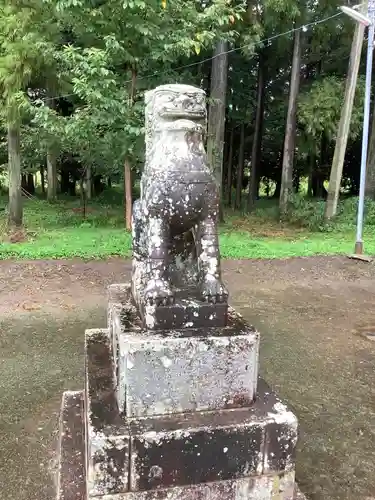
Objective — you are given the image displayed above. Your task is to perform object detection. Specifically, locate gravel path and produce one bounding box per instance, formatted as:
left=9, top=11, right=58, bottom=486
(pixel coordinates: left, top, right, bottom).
left=0, top=256, right=375, bottom=500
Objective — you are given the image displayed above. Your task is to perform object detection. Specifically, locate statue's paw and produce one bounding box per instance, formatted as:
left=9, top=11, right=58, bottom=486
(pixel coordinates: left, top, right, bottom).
left=144, top=279, right=174, bottom=307
left=201, top=277, right=228, bottom=304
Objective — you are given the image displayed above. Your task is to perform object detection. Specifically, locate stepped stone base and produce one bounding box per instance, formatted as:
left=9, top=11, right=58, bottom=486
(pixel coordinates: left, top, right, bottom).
left=55, top=285, right=306, bottom=500
left=57, top=391, right=306, bottom=500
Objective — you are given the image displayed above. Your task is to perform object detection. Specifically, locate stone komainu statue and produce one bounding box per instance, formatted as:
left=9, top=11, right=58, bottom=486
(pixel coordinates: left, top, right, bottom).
left=132, top=84, right=228, bottom=312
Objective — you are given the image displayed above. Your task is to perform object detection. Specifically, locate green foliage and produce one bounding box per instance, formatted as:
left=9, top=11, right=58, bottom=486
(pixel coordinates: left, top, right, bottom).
left=281, top=194, right=331, bottom=231
left=0, top=1, right=59, bottom=120
left=335, top=197, right=375, bottom=228
left=278, top=194, right=375, bottom=233
left=298, top=75, right=365, bottom=142
left=0, top=0, right=370, bottom=231
left=2, top=195, right=375, bottom=260
left=27, top=0, right=245, bottom=175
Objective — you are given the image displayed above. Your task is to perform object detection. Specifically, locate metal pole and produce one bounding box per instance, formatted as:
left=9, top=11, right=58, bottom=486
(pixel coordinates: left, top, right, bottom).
left=355, top=1, right=375, bottom=254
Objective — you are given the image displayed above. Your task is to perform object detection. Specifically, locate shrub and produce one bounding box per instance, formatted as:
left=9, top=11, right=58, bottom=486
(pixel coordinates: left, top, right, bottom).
left=283, top=194, right=333, bottom=232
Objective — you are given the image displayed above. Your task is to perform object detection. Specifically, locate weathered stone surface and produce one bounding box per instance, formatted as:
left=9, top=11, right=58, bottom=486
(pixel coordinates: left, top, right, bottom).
left=56, top=390, right=86, bottom=500
left=294, top=487, right=308, bottom=500
left=84, top=329, right=297, bottom=496
left=118, top=328, right=259, bottom=418
left=138, top=293, right=228, bottom=331
left=131, top=83, right=228, bottom=330
left=129, top=413, right=263, bottom=491
left=111, top=303, right=259, bottom=417
left=100, top=473, right=297, bottom=499
left=56, top=391, right=305, bottom=500
left=85, top=328, right=130, bottom=497
left=108, top=284, right=142, bottom=390
left=108, top=283, right=133, bottom=307
left=129, top=379, right=297, bottom=491
left=264, top=419, right=297, bottom=474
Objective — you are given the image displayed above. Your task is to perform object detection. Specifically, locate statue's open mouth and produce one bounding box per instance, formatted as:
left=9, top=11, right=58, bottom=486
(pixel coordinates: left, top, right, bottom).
left=160, top=110, right=206, bottom=120
left=159, top=118, right=205, bottom=132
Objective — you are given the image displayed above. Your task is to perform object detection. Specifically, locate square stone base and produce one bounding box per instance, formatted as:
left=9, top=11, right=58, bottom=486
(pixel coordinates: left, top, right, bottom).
left=116, top=329, right=259, bottom=419
left=56, top=391, right=306, bottom=500
left=84, top=329, right=299, bottom=498
left=108, top=285, right=260, bottom=418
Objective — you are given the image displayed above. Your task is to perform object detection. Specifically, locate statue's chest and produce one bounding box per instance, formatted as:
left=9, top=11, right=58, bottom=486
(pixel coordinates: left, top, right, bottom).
left=143, top=170, right=218, bottom=222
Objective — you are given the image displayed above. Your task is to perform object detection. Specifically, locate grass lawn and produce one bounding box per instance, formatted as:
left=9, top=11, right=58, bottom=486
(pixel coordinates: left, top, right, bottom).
left=0, top=194, right=373, bottom=260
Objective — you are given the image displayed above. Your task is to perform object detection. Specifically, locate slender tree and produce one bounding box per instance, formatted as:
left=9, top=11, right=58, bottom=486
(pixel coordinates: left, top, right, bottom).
left=280, top=26, right=302, bottom=215
left=247, top=50, right=266, bottom=211
left=235, top=123, right=245, bottom=210
left=46, top=80, right=58, bottom=202
left=226, top=127, right=234, bottom=207
left=124, top=68, right=137, bottom=231
left=7, top=109, right=22, bottom=228
left=207, top=40, right=229, bottom=221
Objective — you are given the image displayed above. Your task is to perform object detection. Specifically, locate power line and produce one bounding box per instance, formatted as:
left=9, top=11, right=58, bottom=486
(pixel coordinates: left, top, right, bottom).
left=44, top=10, right=344, bottom=102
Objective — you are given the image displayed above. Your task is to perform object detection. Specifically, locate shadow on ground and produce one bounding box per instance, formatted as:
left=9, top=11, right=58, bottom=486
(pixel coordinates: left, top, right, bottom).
left=0, top=257, right=375, bottom=500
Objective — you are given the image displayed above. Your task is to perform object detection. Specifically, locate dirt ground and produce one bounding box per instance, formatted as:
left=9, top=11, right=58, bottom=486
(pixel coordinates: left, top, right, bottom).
left=0, top=256, right=375, bottom=500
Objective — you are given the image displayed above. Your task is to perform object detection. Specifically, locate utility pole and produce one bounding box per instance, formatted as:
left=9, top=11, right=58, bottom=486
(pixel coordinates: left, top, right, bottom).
left=325, top=12, right=366, bottom=219
left=355, top=1, right=375, bottom=255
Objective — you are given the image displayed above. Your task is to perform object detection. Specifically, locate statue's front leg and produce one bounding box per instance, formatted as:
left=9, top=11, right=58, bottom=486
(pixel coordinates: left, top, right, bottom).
left=196, top=216, right=228, bottom=304
left=143, top=217, right=174, bottom=306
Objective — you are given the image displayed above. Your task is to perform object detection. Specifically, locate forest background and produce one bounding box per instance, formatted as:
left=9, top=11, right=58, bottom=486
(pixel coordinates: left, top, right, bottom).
left=0, top=0, right=374, bottom=260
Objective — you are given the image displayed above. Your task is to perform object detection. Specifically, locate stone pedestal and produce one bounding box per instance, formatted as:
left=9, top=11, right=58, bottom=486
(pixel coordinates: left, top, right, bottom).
left=55, top=84, right=304, bottom=500
left=110, top=285, right=259, bottom=418
left=56, top=284, right=304, bottom=500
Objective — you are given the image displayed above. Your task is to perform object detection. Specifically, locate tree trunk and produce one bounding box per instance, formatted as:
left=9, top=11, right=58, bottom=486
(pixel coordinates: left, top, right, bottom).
left=69, top=181, right=76, bottom=197
left=46, top=81, right=58, bottom=202
left=124, top=158, right=132, bottom=230
left=80, top=176, right=87, bottom=219
left=312, top=173, right=327, bottom=198
left=207, top=40, right=229, bottom=221
left=226, top=128, right=234, bottom=207
left=279, top=27, right=302, bottom=215
left=27, top=173, right=35, bottom=194
left=47, top=149, right=57, bottom=202
left=273, top=178, right=281, bottom=199
left=107, top=177, right=112, bottom=189
left=85, top=166, right=92, bottom=200
left=325, top=21, right=365, bottom=217
left=21, top=174, right=27, bottom=191
left=7, top=120, right=23, bottom=228
left=272, top=149, right=283, bottom=199
left=60, top=170, right=70, bottom=194
left=92, top=175, right=104, bottom=195
left=40, top=165, right=45, bottom=194
left=307, top=153, right=316, bottom=197
left=123, top=68, right=136, bottom=231
left=235, top=123, right=245, bottom=210
left=248, top=51, right=266, bottom=211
